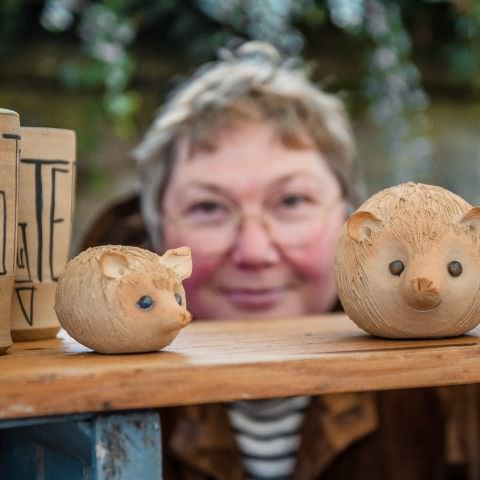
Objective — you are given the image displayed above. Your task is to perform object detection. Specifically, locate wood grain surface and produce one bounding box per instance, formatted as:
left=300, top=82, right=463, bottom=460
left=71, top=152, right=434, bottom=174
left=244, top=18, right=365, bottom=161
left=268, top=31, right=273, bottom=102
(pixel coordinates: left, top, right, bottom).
left=2, top=313, right=480, bottom=420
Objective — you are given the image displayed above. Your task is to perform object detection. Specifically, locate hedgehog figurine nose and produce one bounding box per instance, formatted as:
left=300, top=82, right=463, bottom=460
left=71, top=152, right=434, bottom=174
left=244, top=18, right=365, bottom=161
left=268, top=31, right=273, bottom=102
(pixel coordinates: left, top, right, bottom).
left=404, top=277, right=442, bottom=311
left=179, top=311, right=192, bottom=326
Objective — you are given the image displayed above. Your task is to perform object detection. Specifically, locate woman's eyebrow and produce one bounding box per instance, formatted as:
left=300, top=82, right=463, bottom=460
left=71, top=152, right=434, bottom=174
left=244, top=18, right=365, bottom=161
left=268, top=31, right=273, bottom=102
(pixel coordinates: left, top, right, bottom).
left=176, top=182, right=237, bottom=204
left=181, top=182, right=231, bottom=195
left=270, top=172, right=321, bottom=187
left=178, top=172, right=325, bottom=200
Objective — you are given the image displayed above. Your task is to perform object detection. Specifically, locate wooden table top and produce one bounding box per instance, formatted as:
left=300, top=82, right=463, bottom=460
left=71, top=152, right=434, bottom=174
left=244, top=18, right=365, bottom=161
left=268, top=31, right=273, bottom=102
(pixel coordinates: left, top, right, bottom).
left=2, top=313, right=480, bottom=420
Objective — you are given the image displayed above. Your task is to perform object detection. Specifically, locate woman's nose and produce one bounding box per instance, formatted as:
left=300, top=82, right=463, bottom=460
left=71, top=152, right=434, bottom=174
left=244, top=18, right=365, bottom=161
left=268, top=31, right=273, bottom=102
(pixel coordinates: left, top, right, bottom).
left=230, top=217, right=280, bottom=267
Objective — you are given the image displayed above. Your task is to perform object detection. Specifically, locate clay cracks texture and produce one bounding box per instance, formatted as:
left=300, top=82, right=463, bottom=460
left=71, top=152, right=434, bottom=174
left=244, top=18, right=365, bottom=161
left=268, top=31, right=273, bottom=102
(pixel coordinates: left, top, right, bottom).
left=55, top=245, right=192, bottom=353
left=335, top=182, right=480, bottom=338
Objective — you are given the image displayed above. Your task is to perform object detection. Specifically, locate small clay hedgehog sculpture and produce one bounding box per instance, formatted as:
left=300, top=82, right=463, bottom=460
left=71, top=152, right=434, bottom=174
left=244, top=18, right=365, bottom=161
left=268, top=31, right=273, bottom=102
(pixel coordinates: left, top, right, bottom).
left=335, top=182, right=480, bottom=339
left=55, top=245, right=192, bottom=353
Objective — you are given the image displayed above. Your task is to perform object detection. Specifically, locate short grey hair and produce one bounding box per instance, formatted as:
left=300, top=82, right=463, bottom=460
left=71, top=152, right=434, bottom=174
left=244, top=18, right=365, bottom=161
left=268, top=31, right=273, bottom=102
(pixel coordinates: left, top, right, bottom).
left=133, top=41, right=362, bottom=251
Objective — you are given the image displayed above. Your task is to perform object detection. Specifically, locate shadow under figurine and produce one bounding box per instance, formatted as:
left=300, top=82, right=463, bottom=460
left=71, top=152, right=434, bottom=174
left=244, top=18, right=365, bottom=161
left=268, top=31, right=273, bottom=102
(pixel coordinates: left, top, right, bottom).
left=335, top=182, right=480, bottom=339
left=54, top=245, right=192, bottom=353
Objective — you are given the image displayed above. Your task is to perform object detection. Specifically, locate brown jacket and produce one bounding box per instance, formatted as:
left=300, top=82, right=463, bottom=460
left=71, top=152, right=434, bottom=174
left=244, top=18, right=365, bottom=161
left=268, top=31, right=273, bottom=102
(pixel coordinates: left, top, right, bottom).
left=160, top=389, right=456, bottom=480
left=83, top=194, right=473, bottom=480
left=162, top=394, right=377, bottom=480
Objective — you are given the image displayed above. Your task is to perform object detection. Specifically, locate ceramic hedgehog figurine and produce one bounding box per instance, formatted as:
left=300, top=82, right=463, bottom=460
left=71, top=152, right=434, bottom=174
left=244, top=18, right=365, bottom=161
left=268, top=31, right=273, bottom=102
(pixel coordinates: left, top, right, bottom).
left=55, top=245, right=192, bottom=353
left=335, top=182, right=480, bottom=338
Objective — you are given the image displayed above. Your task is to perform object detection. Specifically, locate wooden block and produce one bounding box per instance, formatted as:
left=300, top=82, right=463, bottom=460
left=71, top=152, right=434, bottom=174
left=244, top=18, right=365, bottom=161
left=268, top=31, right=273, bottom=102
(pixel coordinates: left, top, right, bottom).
left=0, top=109, right=20, bottom=353
left=11, top=127, right=76, bottom=340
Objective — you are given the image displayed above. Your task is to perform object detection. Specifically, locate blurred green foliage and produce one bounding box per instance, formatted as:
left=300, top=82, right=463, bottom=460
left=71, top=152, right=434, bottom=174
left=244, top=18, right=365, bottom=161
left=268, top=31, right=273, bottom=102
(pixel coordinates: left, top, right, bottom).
left=2, top=0, right=480, bottom=188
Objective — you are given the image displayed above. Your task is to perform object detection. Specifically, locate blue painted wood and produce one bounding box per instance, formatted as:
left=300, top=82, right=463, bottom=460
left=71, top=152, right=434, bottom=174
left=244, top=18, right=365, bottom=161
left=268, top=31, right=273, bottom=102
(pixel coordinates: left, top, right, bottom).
left=0, top=410, right=162, bottom=479
left=94, top=411, right=162, bottom=480
left=0, top=413, right=94, bottom=430
left=0, top=438, right=90, bottom=480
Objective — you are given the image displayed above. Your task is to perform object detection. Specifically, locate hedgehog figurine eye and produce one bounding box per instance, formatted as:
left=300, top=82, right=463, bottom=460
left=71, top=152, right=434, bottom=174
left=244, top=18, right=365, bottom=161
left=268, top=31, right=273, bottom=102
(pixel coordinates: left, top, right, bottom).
left=137, top=295, right=155, bottom=311
left=448, top=261, right=463, bottom=277
left=174, top=293, right=183, bottom=306
left=389, top=260, right=405, bottom=276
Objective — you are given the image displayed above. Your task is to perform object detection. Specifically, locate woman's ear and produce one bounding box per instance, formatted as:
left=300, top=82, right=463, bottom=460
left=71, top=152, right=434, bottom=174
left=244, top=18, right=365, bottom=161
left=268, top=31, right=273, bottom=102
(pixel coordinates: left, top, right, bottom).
left=161, top=246, right=192, bottom=280
left=347, top=211, right=383, bottom=242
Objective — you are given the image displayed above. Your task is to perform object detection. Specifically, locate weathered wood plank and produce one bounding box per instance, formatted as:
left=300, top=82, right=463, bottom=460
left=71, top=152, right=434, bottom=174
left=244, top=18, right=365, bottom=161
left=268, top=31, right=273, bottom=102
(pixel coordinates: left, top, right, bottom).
left=94, top=411, right=162, bottom=480
left=1, top=313, right=480, bottom=420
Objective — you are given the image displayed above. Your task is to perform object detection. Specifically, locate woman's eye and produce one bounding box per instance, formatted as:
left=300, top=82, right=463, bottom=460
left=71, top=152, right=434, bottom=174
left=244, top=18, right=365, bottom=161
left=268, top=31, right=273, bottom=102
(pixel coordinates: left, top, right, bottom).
left=448, top=261, right=463, bottom=277
left=174, top=293, right=183, bottom=306
left=190, top=201, right=223, bottom=213
left=279, top=194, right=309, bottom=208
left=137, top=295, right=155, bottom=311
left=186, top=201, right=229, bottom=223
left=389, top=260, right=405, bottom=276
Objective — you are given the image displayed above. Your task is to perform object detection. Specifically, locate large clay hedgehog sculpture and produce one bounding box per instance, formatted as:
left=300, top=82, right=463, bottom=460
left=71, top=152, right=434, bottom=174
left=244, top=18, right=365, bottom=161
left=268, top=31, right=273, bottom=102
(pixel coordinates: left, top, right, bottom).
left=335, top=182, right=480, bottom=338
left=55, top=245, right=192, bottom=353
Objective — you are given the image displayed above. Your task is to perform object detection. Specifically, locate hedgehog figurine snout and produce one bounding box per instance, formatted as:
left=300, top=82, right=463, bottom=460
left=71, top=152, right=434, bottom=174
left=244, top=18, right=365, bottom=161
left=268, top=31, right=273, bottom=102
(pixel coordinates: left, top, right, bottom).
left=55, top=245, right=192, bottom=353
left=404, top=276, right=441, bottom=312
left=386, top=253, right=444, bottom=313
left=335, top=183, right=480, bottom=339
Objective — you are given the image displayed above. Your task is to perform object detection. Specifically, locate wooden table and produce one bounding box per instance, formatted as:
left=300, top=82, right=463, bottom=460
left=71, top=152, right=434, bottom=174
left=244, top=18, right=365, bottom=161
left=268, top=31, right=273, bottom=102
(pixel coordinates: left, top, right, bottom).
left=2, top=313, right=480, bottom=479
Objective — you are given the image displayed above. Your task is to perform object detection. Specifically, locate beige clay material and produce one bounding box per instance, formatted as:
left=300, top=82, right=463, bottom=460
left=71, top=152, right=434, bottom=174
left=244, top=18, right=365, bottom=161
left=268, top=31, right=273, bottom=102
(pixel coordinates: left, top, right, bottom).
left=55, top=245, right=193, bottom=354
left=12, top=327, right=60, bottom=342
left=335, top=182, right=480, bottom=339
left=11, top=127, right=76, bottom=340
left=11, top=283, right=58, bottom=341
left=0, top=277, right=14, bottom=351
left=0, top=109, right=20, bottom=353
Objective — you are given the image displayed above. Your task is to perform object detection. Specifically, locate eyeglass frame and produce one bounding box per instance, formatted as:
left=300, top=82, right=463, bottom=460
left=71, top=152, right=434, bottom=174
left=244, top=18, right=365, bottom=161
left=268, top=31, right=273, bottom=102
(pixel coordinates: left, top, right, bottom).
left=159, top=194, right=346, bottom=254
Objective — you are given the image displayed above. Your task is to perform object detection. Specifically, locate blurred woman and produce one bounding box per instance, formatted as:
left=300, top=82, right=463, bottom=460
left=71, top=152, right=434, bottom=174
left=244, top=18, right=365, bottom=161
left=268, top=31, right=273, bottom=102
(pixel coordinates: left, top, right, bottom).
left=86, top=42, right=453, bottom=480
left=135, top=42, right=360, bottom=323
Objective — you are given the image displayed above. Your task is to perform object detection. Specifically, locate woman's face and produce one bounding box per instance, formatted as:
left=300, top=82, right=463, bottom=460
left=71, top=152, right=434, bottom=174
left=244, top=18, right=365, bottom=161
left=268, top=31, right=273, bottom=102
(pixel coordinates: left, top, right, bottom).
left=161, top=121, right=347, bottom=320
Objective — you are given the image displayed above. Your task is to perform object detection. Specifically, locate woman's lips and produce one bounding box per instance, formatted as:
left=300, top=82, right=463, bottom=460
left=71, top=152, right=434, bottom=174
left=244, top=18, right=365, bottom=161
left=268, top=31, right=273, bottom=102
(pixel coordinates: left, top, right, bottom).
left=218, top=287, right=290, bottom=310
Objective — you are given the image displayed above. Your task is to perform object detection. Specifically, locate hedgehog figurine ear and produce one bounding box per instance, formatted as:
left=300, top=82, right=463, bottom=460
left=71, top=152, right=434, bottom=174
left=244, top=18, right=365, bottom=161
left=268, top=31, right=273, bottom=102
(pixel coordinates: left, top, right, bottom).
left=347, top=211, right=383, bottom=243
left=161, top=246, right=192, bottom=280
left=459, top=207, right=480, bottom=230
left=99, top=251, right=130, bottom=279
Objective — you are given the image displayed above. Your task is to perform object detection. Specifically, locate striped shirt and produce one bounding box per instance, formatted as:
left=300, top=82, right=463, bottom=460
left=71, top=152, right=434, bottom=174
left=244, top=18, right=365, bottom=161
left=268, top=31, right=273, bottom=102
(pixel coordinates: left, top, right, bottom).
left=228, top=396, right=310, bottom=480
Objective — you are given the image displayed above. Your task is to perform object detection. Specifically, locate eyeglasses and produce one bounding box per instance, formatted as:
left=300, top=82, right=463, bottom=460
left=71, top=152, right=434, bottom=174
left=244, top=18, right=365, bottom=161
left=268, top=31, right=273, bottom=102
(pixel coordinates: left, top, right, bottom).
left=162, top=194, right=343, bottom=255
